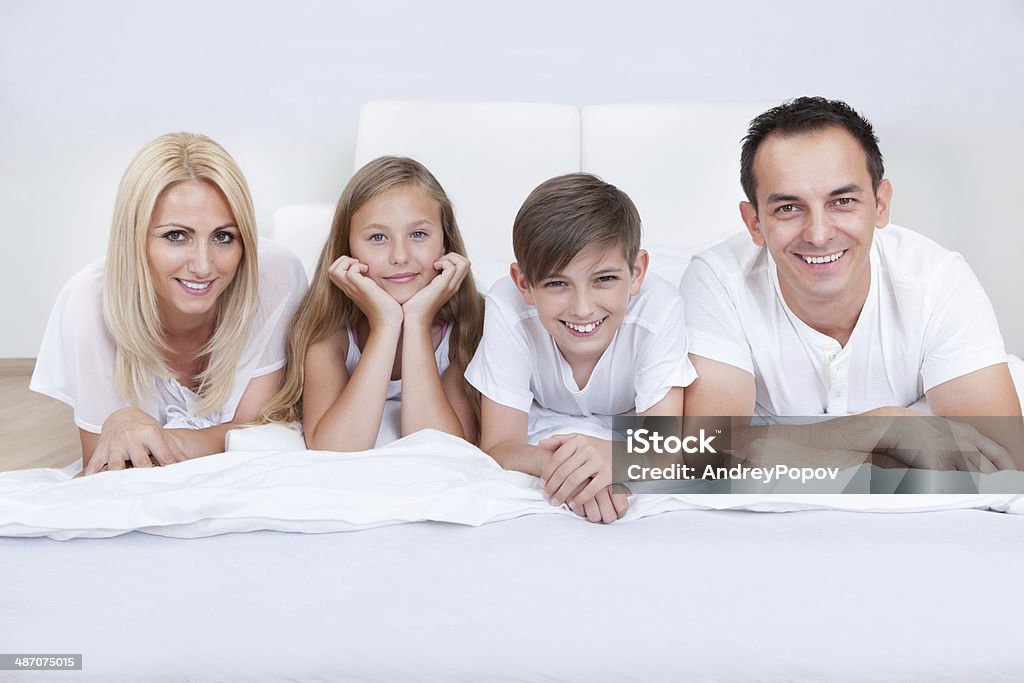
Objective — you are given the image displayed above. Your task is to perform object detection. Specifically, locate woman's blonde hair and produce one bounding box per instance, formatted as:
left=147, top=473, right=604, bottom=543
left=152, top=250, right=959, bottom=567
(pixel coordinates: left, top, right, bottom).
left=103, top=132, right=260, bottom=416
left=261, top=156, right=484, bottom=424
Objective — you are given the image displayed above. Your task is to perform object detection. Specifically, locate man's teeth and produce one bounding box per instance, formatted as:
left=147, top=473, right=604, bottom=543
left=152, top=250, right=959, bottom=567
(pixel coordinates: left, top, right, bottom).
left=179, top=279, right=211, bottom=290
left=802, top=251, right=845, bottom=265
left=564, top=319, right=603, bottom=333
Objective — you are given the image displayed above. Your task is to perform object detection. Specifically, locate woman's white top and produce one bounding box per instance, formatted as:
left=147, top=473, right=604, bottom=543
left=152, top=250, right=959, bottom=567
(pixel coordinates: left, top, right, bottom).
left=31, top=238, right=307, bottom=432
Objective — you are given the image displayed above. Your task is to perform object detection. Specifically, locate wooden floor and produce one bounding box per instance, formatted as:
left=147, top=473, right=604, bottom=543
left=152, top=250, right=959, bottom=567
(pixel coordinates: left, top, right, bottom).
left=0, top=359, right=80, bottom=471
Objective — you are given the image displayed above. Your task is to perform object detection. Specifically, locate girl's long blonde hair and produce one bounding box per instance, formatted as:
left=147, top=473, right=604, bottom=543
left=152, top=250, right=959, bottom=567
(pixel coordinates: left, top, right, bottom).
left=104, top=132, right=260, bottom=416
left=261, top=156, right=484, bottom=424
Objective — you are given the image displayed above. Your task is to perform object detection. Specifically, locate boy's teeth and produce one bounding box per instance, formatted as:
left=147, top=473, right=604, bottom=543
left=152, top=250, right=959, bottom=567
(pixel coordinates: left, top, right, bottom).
left=802, top=251, right=845, bottom=265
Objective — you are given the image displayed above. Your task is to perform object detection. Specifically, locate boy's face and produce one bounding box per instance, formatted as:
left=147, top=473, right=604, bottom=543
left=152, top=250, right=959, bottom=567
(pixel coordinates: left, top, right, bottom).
left=511, top=244, right=648, bottom=366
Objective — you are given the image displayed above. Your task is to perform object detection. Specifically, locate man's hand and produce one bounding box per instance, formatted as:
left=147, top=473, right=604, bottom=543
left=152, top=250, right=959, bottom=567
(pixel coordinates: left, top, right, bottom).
left=83, top=408, right=188, bottom=475
left=879, top=416, right=1012, bottom=473
left=538, top=433, right=613, bottom=508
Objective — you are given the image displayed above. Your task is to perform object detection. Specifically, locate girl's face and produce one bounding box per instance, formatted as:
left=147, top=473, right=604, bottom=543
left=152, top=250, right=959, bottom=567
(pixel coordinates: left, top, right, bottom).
left=348, top=185, right=445, bottom=304
left=146, top=180, right=243, bottom=330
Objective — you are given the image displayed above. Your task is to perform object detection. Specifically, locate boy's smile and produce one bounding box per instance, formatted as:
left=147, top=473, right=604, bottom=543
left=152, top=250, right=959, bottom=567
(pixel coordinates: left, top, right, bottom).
left=512, top=245, right=648, bottom=369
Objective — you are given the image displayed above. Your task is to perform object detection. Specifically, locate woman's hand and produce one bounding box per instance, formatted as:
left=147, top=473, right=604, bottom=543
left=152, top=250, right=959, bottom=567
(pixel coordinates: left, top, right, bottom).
left=401, top=253, right=470, bottom=325
left=328, top=256, right=403, bottom=329
left=83, top=408, right=188, bottom=475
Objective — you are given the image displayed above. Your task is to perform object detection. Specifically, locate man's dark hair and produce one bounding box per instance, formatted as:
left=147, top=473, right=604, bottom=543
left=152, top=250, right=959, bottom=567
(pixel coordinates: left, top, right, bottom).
left=740, top=96, right=884, bottom=208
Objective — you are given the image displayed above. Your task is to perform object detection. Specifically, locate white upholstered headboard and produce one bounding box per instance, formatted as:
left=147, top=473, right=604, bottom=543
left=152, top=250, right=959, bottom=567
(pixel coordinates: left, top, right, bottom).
left=271, top=100, right=775, bottom=288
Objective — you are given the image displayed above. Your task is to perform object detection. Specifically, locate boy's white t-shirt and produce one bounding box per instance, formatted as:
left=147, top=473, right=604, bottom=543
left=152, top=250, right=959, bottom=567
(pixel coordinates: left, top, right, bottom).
left=31, top=238, right=307, bottom=433
left=465, top=273, right=697, bottom=440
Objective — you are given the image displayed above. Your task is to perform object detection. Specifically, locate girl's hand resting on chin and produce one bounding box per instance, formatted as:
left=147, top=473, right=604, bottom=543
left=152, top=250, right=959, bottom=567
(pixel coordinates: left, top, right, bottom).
left=402, top=253, right=470, bottom=325
left=328, top=255, right=404, bottom=329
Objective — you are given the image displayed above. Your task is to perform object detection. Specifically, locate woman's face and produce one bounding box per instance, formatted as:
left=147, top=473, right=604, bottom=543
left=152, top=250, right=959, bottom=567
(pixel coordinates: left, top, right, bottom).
left=146, top=180, right=243, bottom=330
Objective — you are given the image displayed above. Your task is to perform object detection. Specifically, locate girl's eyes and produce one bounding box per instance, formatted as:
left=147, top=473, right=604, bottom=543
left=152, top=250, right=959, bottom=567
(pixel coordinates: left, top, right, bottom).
left=411, top=230, right=428, bottom=239
left=369, top=233, right=387, bottom=242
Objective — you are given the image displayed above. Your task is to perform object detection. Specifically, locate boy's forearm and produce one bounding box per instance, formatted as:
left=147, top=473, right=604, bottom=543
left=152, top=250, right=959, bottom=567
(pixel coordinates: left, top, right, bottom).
left=484, top=439, right=549, bottom=477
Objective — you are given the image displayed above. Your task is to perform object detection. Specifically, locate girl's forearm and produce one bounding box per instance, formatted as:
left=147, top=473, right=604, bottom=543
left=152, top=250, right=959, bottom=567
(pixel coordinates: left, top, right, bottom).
left=307, top=325, right=400, bottom=452
left=400, top=320, right=463, bottom=438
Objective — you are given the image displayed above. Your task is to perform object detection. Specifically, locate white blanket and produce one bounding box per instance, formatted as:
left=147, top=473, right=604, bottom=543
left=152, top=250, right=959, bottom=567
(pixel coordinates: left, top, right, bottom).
left=2, top=429, right=1023, bottom=540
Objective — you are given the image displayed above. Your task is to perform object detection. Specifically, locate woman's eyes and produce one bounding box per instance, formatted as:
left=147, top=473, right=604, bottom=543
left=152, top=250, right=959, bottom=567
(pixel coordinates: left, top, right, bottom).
left=161, top=230, right=237, bottom=244
left=162, top=230, right=187, bottom=243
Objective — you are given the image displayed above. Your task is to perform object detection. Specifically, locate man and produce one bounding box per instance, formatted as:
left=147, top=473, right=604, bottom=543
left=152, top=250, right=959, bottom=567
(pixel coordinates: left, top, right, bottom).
left=680, top=96, right=1021, bottom=469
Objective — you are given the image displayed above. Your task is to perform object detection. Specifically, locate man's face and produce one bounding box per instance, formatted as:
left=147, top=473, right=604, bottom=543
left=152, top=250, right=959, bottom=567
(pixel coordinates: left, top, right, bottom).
left=740, top=126, right=892, bottom=320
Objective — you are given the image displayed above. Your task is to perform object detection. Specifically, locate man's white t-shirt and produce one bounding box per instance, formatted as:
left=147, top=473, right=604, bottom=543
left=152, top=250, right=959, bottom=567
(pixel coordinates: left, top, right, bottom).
left=31, top=238, right=307, bottom=432
left=465, top=274, right=697, bottom=440
left=679, top=225, right=1008, bottom=417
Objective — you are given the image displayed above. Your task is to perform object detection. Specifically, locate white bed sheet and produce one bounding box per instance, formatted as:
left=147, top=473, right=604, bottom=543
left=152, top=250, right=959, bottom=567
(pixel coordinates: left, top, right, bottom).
left=2, top=430, right=1024, bottom=540
left=2, top=509, right=1023, bottom=682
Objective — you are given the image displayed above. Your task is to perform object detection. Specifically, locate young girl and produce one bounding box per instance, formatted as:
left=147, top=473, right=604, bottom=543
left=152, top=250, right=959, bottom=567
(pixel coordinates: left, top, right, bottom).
left=261, top=157, right=483, bottom=450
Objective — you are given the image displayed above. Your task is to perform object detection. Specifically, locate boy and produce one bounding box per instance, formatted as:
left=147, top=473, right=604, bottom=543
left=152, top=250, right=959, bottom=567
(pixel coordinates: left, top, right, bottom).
left=465, top=174, right=696, bottom=523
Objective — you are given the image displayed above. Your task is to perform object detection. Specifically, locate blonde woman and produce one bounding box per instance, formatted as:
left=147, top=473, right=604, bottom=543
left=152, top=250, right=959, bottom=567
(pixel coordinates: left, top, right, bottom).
left=31, top=133, right=306, bottom=475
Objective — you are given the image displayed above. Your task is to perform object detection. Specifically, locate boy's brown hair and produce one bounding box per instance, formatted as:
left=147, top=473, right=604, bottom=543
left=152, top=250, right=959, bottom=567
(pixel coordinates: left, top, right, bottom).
left=512, top=173, right=642, bottom=284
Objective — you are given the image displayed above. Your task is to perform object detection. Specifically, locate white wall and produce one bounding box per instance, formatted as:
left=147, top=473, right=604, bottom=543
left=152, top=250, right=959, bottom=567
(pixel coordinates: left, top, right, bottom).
left=2, top=0, right=1022, bottom=356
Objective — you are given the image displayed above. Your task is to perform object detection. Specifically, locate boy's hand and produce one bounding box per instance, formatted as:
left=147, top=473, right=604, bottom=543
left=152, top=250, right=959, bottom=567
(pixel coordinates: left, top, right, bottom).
left=570, top=484, right=630, bottom=524
left=328, top=256, right=403, bottom=329
left=538, top=433, right=613, bottom=508
left=402, top=253, right=469, bottom=325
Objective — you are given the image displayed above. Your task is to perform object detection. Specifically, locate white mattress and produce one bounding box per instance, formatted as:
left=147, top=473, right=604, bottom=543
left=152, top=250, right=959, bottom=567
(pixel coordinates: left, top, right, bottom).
left=3, top=509, right=1023, bottom=682
left=4, top=429, right=1023, bottom=681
